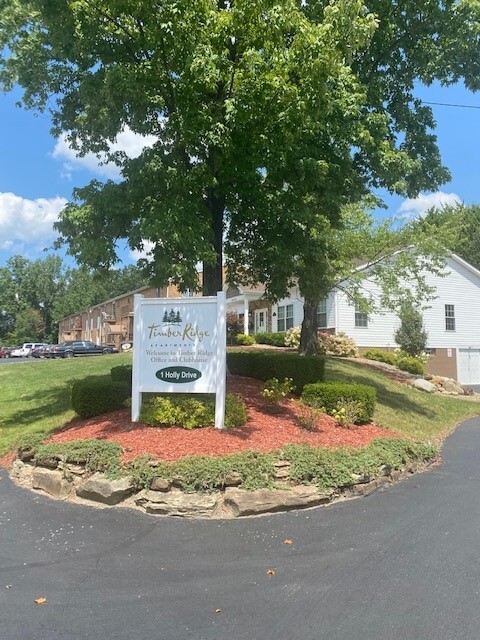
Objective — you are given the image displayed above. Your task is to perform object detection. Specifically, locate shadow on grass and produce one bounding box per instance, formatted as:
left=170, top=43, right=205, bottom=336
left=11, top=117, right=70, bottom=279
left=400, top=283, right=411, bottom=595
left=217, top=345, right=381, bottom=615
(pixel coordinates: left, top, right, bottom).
left=325, top=358, right=437, bottom=420
left=1, top=381, right=74, bottom=431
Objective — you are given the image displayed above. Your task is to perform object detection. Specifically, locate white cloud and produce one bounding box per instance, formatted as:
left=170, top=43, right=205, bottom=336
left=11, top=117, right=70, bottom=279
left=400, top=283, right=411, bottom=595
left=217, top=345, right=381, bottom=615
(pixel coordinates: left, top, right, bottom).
left=398, top=191, right=462, bottom=219
left=0, top=192, right=67, bottom=250
left=129, top=240, right=155, bottom=262
left=52, top=128, right=157, bottom=179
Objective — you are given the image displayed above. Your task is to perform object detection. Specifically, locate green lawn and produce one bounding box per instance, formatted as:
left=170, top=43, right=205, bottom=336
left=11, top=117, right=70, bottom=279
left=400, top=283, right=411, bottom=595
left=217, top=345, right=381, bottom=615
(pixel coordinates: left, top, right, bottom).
left=0, top=353, right=133, bottom=457
left=325, top=357, right=480, bottom=441
left=1, top=353, right=479, bottom=458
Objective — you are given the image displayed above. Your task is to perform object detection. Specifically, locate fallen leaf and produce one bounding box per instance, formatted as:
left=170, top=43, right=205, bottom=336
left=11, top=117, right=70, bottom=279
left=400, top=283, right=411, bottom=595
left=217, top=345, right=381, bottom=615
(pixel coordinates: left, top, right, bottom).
left=283, top=539, right=293, bottom=545
left=266, top=568, right=276, bottom=576
left=34, top=597, right=47, bottom=605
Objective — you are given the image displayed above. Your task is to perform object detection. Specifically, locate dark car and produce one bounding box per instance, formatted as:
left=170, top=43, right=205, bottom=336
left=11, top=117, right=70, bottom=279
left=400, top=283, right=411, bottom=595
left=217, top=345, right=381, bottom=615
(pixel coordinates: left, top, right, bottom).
left=31, top=344, right=51, bottom=358
left=48, top=340, right=119, bottom=359
left=0, top=346, right=14, bottom=358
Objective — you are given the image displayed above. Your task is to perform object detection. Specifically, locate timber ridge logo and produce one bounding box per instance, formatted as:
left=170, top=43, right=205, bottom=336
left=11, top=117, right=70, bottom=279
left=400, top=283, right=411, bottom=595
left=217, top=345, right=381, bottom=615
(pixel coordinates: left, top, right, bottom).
left=162, top=309, right=182, bottom=325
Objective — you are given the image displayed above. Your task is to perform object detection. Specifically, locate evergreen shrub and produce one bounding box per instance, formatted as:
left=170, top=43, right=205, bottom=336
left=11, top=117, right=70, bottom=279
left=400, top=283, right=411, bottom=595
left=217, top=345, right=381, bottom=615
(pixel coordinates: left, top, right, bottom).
left=234, top=333, right=256, bottom=345
left=71, top=375, right=131, bottom=418
left=255, top=332, right=287, bottom=347
left=302, top=382, right=376, bottom=423
left=227, top=351, right=325, bottom=393
left=110, top=364, right=133, bottom=385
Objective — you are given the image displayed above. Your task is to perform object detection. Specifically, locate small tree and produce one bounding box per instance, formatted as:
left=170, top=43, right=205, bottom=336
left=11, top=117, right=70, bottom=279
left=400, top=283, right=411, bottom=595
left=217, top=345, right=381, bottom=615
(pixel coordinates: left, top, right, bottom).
left=394, top=305, right=428, bottom=357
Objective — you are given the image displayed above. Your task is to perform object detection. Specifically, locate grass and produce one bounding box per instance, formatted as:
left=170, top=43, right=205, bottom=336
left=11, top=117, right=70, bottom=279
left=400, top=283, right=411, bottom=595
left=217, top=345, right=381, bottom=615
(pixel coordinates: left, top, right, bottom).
left=0, top=353, right=133, bottom=457
left=1, top=352, right=479, bottom=459
left=325, top=357, right=480, bottom=441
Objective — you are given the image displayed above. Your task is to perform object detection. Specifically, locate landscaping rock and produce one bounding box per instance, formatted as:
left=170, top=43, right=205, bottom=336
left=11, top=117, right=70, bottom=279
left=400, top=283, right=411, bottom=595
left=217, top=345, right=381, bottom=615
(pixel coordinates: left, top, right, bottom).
left=76, top=473, right=134, bottom=505
left=224, top=485, right=332, bottom=517
left=32, top=468, right=71, bottom=498
left=441, top=378, right=465, bottom=395
left=150, top=477, right=172, bottom=492
left=10, top=460, right=33, bottom=483
left=136, top=489, right=220, bottom=517
left=413, top=378, right=436, bottom=393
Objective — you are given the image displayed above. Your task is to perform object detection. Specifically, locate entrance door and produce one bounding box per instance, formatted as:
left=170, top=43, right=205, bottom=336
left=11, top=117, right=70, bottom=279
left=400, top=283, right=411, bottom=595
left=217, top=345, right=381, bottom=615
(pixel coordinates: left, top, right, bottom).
left=254, top=308, right=268, bottom=334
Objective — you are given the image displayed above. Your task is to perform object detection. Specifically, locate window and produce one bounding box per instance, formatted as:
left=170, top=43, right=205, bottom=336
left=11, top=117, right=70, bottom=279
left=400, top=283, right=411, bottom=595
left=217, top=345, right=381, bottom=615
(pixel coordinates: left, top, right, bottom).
left=317, top=299, right=327, bottom=328
left=355, top=303, right=368, bottom=328
left=425, top=348, right=437, bottom=356
left=277, top=304, right=294, bottom=331
left=445, top=304, right=455, bottom=331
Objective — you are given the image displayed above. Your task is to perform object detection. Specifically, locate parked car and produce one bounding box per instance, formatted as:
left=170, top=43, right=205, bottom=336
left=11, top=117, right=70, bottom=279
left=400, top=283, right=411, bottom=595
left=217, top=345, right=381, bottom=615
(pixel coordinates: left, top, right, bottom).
left=48, top=340, right=119, bottom=358
left=30, top=344, right=51, bottom=358
left=0, top=346, right=14, bottom=358
left=10, top=342, right=48, bottom=357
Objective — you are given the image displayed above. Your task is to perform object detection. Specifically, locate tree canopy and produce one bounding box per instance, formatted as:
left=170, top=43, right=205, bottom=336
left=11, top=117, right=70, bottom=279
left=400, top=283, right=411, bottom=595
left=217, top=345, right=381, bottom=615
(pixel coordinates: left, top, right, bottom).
left=2, top=0, right=480, bottom=352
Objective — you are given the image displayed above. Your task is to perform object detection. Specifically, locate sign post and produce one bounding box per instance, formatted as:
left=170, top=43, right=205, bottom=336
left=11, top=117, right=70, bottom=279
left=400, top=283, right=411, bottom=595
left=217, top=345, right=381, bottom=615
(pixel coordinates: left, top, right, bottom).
left=131, top=292, right=226, bottom=428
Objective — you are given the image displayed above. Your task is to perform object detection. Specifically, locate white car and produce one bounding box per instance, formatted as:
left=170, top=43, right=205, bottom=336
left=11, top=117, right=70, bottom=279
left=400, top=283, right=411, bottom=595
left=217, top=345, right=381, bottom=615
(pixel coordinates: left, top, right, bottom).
left=10, top=342, right=46, bottom=357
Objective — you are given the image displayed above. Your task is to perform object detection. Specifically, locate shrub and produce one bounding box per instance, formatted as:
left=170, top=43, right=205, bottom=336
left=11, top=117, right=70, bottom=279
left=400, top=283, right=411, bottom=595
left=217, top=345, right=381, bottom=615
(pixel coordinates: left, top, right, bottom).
left=140, top=392, right=247, bottom=429
left=330, top=399, right=366, bottom=428
left=71, top=375, right=131, bottom=418
left=363, top=348, right=425, bottom=375
left=227, top=351, right=325, bottom=393
left=297, top=402, right=323, bottom=432
left=255, top=332, right=286, bottom=347
left=363, top=349, right=398, bottom=366
left=317, top=332, right=358, bottom=357
left=396, top=356, right=425, bottom=375
left=110, top=364, right=133, bottom=385
left=261, top=377, right=295, bottom=410
left=226, top=312, right=244, bottom=346
left=234, top=333, right=256, bottom=346
left=284, top=326, right=301, bottom=348
left=394, top=303, right=428, bottom=357
left=302, top=382, right=376, bottom=424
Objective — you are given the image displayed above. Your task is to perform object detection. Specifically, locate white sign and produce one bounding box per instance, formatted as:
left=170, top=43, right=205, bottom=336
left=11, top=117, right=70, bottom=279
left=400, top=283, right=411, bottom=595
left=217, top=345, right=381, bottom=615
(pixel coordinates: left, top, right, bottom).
left=131, top=292, right=226, bottom=428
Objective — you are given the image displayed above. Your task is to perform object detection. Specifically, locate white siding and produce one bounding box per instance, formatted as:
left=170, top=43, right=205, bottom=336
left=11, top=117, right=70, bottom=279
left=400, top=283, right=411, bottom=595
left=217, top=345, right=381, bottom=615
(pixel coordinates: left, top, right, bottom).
left=336, top=256, right=480, bottom=349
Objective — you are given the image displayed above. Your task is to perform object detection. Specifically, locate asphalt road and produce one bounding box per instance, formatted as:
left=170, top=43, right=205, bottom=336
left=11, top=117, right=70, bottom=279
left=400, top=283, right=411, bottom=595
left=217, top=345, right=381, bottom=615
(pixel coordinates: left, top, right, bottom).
left=2, top=418, right=480, bottom=640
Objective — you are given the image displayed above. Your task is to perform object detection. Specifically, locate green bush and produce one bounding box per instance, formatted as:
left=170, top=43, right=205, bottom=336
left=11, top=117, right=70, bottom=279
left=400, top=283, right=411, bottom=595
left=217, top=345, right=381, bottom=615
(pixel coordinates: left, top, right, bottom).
left=71, top=375, right=131, bottom=418
left=302, top=381, right=376, bottom=424
left=396, top=356, right=425, bottom=375
left=234, top=333, right=256, bottom=346
left=140, top=392, right=247, bottom=429
left=255, top=332, right=286, bottom=347
left=363, top=348, right=425, bottom=375
left=110, top=364, right=133, bottom=385
left=227, top=351, right=325, bottom=393
left=363, top=349, right=398, bottom=366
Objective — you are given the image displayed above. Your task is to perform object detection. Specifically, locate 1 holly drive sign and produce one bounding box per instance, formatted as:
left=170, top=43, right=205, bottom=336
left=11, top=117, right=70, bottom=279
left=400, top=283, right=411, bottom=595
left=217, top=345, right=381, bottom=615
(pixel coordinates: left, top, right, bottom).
left=131, top=292, right=226, bottom=428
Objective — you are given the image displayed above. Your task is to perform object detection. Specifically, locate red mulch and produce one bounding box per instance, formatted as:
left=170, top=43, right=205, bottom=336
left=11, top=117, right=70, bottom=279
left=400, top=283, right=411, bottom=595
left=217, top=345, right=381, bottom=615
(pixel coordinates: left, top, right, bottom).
left=27, top=375, right=397, bottom=463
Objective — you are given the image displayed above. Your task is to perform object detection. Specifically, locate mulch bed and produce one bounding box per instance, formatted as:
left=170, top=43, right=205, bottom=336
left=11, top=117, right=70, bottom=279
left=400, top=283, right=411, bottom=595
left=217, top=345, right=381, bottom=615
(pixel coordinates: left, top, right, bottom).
left=34, top=375, right=397, bottom=463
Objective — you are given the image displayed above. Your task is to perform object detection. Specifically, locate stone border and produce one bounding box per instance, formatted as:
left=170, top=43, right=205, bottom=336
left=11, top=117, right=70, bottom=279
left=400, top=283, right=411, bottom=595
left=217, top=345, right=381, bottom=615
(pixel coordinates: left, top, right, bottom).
left=8, top=455, right=438, bottom=519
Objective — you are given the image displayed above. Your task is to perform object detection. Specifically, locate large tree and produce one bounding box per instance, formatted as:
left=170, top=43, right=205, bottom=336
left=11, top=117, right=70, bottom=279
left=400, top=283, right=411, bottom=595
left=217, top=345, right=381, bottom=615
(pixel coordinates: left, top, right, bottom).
left=0, top=0, right=379, bottom=297
left=2, top=1, right=479, bottom=352
left=228, top=0, right=480, bottom=352
left=420, top=204, right=480, bottom=271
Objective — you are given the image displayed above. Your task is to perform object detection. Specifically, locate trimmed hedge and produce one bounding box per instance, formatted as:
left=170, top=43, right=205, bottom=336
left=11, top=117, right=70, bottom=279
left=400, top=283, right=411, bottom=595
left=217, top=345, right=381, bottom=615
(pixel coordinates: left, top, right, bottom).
left=301, top=381, right=376, bottom=423
left=226, top=351, right=324, bottom=393
left=254, top=332, right=286, bottom=347
left=110, top=364, right=133, bottom=385
left=71, top=375, right=131, bottom=418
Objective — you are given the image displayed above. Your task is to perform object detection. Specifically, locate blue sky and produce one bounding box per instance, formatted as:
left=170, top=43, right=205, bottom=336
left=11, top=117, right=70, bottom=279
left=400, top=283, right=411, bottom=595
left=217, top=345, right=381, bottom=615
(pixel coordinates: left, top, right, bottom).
left=0, top=81, right=479, bottom=270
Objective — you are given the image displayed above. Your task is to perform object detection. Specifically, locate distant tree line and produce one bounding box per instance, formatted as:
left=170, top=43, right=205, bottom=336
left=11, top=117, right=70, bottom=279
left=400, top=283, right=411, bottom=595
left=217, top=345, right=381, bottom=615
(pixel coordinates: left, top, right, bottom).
left=0, top=256, right=146, bottom=345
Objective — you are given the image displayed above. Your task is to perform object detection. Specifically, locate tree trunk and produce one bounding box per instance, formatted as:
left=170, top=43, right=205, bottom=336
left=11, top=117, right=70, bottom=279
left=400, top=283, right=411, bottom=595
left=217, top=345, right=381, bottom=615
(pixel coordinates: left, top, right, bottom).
left=202, top=188, right=225, bottom=296
left=299, top=296, right=320, bottom=356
